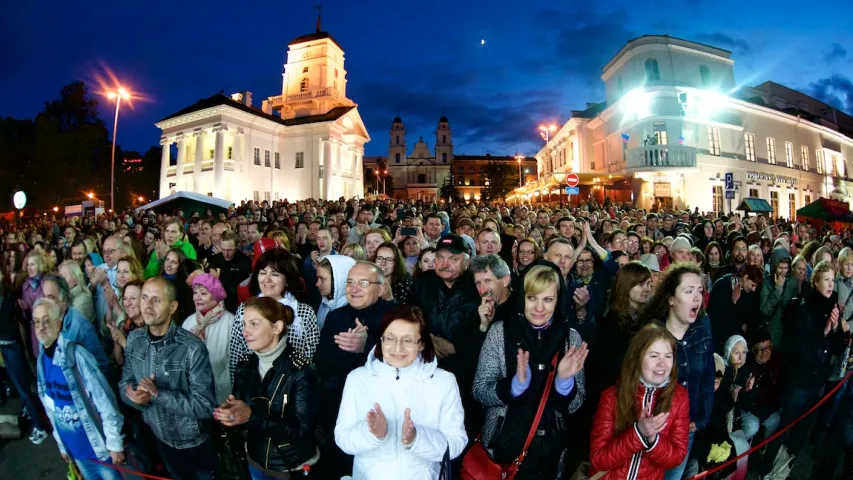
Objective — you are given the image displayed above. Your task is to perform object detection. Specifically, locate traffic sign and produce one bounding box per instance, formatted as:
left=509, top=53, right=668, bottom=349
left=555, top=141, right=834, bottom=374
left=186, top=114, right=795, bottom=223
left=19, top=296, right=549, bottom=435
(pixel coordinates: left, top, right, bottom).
left=725, top=189, right=735, bottom=200
left=566, top=173, right=580, bottom=187
left=565, top=186, right=579, bottom=195
left=725, top=173, right=733, bottom=190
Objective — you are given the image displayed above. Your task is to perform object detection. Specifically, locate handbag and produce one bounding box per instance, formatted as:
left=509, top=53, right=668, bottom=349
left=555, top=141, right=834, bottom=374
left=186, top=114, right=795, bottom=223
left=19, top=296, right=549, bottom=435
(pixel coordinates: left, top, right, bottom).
left=461, top=352, right=559, bottom=480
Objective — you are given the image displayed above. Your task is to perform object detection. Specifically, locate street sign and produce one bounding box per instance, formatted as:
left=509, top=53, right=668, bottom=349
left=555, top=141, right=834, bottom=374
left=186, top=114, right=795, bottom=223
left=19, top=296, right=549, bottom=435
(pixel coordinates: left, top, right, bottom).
left=13, top=191, right=26, bottom=210
left=566, top=173, right=580, bottom=187
left=565, top=186, right=579, bottom=195
left=725, top=173, right=733, bottom=190
left=725, top=189, right=735, bottom=200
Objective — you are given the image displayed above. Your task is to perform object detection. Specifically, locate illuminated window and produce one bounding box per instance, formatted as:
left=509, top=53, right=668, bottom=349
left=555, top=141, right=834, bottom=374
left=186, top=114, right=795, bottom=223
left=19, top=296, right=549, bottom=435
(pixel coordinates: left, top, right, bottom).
left=788, top=193, right=796, bottom=218
left=770, top=191, right=779, bottom=219
left=816, top=150, right=824, bottom=174
left=708, top=127, right=721, bottom=156
left=253, top=191, right=259, bottom=202
left=749, top=188, right=759, bottom=197
left=208, top=148, right=214, bottom=160
left=264, top=150, right=270, bottom=167
left=653, top=122, right=667, bottom=145
left=805, top=194, right=811, bottom=204
left=253, top=148, right=260, bottom=166
left=801, top=146, right=809, bottom=171
left=712, top=185, right=722, bottom=215
left=227, top=146, right=233, bottom=160
left=766, top=138, right=776, bottom=164
left=295, top=152, right=305, bottom=168
left=274, top=152, right=280, bottom=169
left=645, top=59, right=660, bottom=82
left=744, top=133, right=756, bottom=161
left=785, top=141, right=794, bottom=168
left=300, top=77, right=309, bottom=92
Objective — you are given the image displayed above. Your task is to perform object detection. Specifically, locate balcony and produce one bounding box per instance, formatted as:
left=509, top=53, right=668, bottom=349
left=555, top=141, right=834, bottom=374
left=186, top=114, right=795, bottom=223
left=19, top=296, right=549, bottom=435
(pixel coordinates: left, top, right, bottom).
left=625, top=144, right=697, bottom=172
left=267, top=87, right=348, bottom=108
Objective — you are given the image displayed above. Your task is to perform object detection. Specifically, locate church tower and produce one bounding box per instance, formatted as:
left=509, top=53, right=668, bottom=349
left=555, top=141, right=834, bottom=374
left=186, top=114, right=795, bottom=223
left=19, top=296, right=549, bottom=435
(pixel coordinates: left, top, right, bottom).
left=266, top=15, right=355, bottom=119
left=435, top=116, right=453, bottom=165
left=389, top=117, right=406, bottom=166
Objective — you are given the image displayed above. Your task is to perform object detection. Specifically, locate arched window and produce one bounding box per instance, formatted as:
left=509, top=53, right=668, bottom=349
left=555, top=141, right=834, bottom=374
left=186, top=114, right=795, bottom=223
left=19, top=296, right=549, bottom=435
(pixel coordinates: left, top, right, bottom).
left=300, top=77, right=309, bottom=92
left=418, top=173, right=426, bottom=183
left=442, top=135, right=447, bottom=144
left=644, top=59, right=660, bottom=82
left=699, top=65, right=711, bottom=87
left=395, top=153, right=401, bottom=163
left=395, top=136, right=400, bottom=145
left=442, top=152, right=448, bottom=163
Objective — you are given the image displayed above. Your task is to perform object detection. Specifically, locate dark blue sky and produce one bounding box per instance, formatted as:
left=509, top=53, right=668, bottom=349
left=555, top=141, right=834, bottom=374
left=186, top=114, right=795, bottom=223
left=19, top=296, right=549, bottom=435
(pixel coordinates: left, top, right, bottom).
left=2, top=0, right=852, bottom=159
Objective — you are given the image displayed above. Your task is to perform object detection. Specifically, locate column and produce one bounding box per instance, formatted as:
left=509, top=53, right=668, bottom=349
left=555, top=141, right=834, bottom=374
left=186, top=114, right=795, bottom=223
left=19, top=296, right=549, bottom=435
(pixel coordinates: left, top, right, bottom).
left=232, top=129, right=244, bottom=201
left=175, top=135, right=186, bottom=192
left=322, top=138, right=332, bottom=200
left=213, top=125, right=226, bottom=199
left=159, top=137, right=171, bottom=198
left=193, top=130, right=204, bottom=191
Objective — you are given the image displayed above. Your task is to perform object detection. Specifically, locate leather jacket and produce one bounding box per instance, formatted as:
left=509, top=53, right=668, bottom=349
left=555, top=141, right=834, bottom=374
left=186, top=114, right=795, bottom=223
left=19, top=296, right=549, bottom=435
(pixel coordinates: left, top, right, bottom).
left=119, top=322, right=216, bottom=449
left=232, top=346, right=318, bottom=472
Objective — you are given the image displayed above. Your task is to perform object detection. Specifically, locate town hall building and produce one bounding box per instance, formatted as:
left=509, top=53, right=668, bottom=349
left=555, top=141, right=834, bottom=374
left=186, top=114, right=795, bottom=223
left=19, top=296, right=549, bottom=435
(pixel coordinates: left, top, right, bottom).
left=156, top=24, right=369, bottom=203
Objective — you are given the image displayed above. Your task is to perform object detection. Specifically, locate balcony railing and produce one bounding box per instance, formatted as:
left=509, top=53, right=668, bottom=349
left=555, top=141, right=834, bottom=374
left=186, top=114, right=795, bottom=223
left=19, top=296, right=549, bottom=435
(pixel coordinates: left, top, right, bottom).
left=268, top=88, right=346, bottom=106
left=626, top=144, right=697, bottom=171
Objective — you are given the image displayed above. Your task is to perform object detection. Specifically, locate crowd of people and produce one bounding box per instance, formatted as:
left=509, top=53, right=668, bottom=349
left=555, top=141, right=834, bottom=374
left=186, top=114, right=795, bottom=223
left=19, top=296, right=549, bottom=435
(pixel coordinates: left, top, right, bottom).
left=2, top=196, right=853, bottom=479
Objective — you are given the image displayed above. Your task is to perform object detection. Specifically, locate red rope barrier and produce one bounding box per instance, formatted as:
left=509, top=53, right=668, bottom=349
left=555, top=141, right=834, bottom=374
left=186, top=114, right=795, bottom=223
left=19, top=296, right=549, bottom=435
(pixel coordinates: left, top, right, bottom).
left=84, top=457, right=174, bottom=480
left=688, top=368, right=853, bottom=479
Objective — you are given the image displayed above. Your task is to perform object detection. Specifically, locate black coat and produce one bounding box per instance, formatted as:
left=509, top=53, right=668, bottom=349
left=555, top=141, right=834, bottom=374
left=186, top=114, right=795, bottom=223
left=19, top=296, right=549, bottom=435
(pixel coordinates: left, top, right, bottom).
left=412, top=270, right=480, bottom=342
left=232, top=346, right=317, bottom=472
left=0, top=292, right=20, bottom=343
left=208, top=251, right=252, bottom=313
left=707, top=274, right=759, bottom=353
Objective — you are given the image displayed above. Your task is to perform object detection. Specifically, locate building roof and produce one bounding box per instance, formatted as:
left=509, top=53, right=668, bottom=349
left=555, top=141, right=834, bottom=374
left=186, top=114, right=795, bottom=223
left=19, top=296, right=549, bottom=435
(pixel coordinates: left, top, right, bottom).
left=572, top=101, right=608, bottom=119
left=288, top=30, right=343, bottom=50
left=157, top=93, right=354, bottom=126
left=453, top=154, right=536, bottom=162
left=439, top=115, right=449, bottom=123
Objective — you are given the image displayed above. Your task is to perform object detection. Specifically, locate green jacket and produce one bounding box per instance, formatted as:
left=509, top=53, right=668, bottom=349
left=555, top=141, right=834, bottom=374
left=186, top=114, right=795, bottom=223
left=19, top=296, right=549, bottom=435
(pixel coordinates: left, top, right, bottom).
left=144, top=240, right=197, bottom=279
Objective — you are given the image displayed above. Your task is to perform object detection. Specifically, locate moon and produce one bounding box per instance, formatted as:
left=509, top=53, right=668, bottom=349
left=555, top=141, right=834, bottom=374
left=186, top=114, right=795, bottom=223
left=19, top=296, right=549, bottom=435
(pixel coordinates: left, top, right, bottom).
left=480, top=39, right=485, bottom=45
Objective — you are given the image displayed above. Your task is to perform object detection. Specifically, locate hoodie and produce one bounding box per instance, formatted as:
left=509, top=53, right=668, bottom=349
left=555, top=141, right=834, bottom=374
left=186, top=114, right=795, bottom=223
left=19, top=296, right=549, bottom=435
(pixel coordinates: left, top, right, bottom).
left=316, top=255, right=356, bottom=330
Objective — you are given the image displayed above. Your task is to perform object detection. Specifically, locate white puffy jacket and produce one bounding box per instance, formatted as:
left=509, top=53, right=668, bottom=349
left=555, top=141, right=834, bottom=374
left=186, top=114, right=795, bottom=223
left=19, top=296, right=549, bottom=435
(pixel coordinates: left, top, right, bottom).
left=335, top=350, right=468, bottom=480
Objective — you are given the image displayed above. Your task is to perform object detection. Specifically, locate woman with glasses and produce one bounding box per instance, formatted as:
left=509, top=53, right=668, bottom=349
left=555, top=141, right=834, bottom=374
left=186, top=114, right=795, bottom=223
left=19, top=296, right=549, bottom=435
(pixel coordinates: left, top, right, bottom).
left=515, top=237, right=542, bottom=275
left=335, top=305, right=467, bottom=479
left=229, top=248, right=320, bottom=378
left=375, top=242, right=414, bottom=304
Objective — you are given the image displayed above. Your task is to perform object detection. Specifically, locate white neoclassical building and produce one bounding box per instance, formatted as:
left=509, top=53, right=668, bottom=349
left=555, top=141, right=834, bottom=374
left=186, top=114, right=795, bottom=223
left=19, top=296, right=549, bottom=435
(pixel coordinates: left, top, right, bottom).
left=514, top=35, right=853, bottom=220
left=156, top=27, right=369, bottom=203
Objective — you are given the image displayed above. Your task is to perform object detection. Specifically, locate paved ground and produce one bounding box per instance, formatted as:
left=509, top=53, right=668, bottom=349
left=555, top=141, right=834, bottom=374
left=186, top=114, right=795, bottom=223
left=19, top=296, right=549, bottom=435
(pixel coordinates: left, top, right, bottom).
left=0, top=397, right=67, bottom=480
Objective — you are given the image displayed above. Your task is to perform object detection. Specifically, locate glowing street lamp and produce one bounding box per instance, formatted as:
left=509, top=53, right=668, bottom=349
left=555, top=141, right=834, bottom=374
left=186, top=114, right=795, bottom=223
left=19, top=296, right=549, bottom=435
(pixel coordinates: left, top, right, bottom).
left=105, top=86, right=132, bottom=213
left=138, top=196, right=145, bottom=202
left=87, top=192, right=94, bottom=199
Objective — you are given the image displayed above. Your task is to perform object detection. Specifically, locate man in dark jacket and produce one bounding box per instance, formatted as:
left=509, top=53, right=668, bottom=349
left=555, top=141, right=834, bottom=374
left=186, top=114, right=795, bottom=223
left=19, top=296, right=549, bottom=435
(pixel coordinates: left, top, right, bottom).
left=412, top=234, right=480, bottom=368
left=742, top=330, right=782, bottom=443
left=313, top=261, right=394, bottom=479
left=716, top=235, right=748, bottom=279
left=707, top=264, right=763, bottom=353
left=207, top=230, right=251, bottom=313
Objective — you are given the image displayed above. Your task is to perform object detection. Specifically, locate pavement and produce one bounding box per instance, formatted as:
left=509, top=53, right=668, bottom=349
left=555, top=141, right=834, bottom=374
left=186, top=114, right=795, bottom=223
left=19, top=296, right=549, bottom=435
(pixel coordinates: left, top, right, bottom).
left=0, top=396, right=67, bottom=480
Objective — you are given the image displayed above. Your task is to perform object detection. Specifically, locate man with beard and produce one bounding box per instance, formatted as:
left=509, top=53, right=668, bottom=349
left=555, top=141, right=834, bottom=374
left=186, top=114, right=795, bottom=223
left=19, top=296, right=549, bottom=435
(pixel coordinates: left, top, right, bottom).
left=717, top=236, right=749, bottom=280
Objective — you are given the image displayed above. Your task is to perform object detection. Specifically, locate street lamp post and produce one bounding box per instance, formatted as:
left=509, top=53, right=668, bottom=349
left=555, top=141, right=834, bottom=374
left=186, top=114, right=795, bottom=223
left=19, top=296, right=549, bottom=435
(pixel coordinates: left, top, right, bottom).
left=106, top=87, right=131, bottom=214
left=515, top=153, right=524, bottom=187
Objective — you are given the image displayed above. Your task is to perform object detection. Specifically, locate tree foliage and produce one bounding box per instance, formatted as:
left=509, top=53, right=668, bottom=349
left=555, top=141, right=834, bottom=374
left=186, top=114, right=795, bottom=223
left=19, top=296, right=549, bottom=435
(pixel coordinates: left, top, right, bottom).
left=482, top=160, right=520, bottom=201
left=439, top=171, right=462, bottom=204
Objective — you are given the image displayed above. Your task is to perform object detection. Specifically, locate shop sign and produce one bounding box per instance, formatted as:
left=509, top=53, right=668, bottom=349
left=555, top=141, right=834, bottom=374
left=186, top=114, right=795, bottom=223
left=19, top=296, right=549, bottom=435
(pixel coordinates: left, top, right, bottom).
left=654, top=182, right=672, bottom=197
left=746, top=171, right=798, bottom=186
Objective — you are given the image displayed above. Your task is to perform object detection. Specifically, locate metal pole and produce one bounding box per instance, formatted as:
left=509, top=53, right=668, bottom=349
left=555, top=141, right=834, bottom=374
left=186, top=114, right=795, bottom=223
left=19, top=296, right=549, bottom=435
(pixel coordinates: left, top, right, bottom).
left=110, top=97, right=121, bottom=213
left=518, top=160, right=522, bottom=187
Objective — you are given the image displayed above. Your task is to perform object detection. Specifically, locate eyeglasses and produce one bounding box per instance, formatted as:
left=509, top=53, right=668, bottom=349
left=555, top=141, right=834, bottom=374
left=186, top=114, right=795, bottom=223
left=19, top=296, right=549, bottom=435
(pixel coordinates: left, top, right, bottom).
left=754, top=345, right=772, bottom=354
left=375, top=256, right=395, bottom=265
left=519, top=249, right=535, bottom=256
left=345, top=279, right=382, bottom=288
left=380, top=335, right=422, bottom=348
left=733, top=246, right=748, bottom=252
left=627, top=240, right=639, bottom=246
left=102, top=248, right=118, bottom=255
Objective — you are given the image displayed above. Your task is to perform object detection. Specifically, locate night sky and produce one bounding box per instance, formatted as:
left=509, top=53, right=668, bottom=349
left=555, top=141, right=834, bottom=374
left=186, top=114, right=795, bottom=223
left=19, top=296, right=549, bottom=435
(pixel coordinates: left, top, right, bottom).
left=2, top=0, right=852, bottom=159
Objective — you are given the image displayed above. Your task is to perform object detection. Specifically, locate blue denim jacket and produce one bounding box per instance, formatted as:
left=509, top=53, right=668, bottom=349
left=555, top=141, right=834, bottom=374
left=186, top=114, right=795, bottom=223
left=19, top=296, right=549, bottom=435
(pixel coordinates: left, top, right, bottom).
left=118, top=322, right=215, bottom=449
left=673, top=313, right=715, bottom=431
left=62, top=307, right=110, bottom=377
left=37, top=334, right=125, bottom=461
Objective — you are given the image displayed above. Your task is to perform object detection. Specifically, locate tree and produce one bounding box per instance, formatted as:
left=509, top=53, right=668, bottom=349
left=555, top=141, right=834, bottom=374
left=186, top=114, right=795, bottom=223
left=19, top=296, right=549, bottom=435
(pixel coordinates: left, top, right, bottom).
left=438, top=171, right=462, bottom=204
left=482, top=160, right=519, bottom=201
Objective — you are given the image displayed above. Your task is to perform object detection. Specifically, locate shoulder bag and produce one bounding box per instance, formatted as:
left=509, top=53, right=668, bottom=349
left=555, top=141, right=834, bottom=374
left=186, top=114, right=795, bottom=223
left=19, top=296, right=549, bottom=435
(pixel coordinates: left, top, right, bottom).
left=461, top=352, right=559, bottom=480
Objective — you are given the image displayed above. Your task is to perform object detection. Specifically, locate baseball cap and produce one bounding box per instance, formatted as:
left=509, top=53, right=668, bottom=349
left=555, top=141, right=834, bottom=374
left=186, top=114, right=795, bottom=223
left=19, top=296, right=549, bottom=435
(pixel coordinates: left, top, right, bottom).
left=436, top=234, right=466, bottom=255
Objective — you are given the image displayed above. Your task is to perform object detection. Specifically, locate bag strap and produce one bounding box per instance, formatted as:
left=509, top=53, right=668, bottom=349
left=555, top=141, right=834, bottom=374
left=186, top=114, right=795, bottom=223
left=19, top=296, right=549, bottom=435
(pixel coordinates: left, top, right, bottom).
left=510, top=352, right=559, bottom=470
left=65, top=342, right=104, bottom=436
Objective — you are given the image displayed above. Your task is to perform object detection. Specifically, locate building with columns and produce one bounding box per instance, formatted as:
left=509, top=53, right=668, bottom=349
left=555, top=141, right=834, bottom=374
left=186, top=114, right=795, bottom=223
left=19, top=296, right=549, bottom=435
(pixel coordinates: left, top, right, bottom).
left=156, top=27, right=369, bottom=203
left=367, top=116, right=538, bottom=201
left=511, top=35, right=853, bottom=219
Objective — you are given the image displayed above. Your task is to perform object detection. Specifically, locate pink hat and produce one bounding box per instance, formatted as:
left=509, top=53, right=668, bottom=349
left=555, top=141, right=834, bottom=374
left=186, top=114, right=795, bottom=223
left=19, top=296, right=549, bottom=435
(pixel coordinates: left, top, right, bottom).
left=192, top=273, right=227, bottom=302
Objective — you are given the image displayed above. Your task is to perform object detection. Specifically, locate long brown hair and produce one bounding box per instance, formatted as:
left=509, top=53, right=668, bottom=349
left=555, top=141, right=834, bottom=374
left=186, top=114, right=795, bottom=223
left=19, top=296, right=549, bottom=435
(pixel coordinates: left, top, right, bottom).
left=641, top=263, right=703, bottom=324
left=614, top=323, right=678, bottom=434
left=608, top=262, right=651, bottom=329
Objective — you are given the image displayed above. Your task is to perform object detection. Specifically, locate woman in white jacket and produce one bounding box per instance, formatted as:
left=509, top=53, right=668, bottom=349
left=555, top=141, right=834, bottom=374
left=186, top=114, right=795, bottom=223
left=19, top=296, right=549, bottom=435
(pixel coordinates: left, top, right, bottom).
left=335, top=305, right=468, bottom=480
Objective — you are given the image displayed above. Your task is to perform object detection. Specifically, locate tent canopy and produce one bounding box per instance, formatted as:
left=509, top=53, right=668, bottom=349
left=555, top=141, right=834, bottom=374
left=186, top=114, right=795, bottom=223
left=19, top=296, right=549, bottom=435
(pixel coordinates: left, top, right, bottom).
left=796, top=198, right=853, bottom=222
left=135, top=191, right=232, bottom=217
left=736, top=197, right=773, bottom=213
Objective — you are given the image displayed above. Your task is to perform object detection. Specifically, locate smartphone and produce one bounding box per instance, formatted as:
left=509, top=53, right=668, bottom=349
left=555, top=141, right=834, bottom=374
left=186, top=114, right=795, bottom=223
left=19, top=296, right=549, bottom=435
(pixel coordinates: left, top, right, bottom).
left=400, top=227, right=418, bottom=237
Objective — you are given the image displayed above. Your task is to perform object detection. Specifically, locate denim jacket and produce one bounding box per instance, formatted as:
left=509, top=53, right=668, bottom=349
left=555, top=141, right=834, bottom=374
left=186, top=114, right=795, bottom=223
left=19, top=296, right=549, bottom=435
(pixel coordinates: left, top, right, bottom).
left=119, top=322, right=216, bottom=449
left=63, top=307, right=111, bottom=378
left=672, top=313, right=715, bottom=431
left=37, top=334, right=124, bottom=461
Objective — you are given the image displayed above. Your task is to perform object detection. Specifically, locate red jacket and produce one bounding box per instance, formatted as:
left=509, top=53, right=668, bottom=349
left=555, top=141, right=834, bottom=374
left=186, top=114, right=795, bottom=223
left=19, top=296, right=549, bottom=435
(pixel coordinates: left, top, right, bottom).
left=590, top=382, right=690, bottom=480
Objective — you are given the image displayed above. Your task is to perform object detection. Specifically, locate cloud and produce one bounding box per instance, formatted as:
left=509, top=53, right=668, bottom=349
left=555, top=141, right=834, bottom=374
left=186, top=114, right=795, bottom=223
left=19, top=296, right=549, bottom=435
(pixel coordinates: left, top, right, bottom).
left=692, top=33, right=751, bottom=54
left=824, top=43, right=847, bottom=63
left=808, top=75, right=853, bottom=113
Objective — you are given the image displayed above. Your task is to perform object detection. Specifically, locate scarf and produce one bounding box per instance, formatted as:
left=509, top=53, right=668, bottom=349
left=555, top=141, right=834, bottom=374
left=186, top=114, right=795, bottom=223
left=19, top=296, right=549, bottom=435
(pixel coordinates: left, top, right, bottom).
left=257, top=337, right=288, bottom=379
left=191, top=301, right=227, bottom=342
left=708, top=260, right=720, bottom=269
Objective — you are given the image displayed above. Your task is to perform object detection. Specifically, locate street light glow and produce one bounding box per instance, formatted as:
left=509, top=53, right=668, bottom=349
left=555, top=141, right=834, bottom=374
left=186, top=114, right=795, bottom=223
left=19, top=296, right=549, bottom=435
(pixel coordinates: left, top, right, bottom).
left=53, top=207, right=59, bottom=212
left=622, top=88, right=650, bottom=119
left=87, top=192, right=94, bottom=199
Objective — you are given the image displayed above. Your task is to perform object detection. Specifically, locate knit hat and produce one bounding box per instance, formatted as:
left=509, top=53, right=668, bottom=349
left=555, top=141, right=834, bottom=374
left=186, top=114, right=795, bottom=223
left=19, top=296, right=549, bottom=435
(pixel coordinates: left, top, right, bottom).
left=723, top=335, right=748, bottom=367
left=669, top=236, right=692, bottom=255
left=192, top=273, right=227, bottom=302
left=640, top=253, right=661, bottom=272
